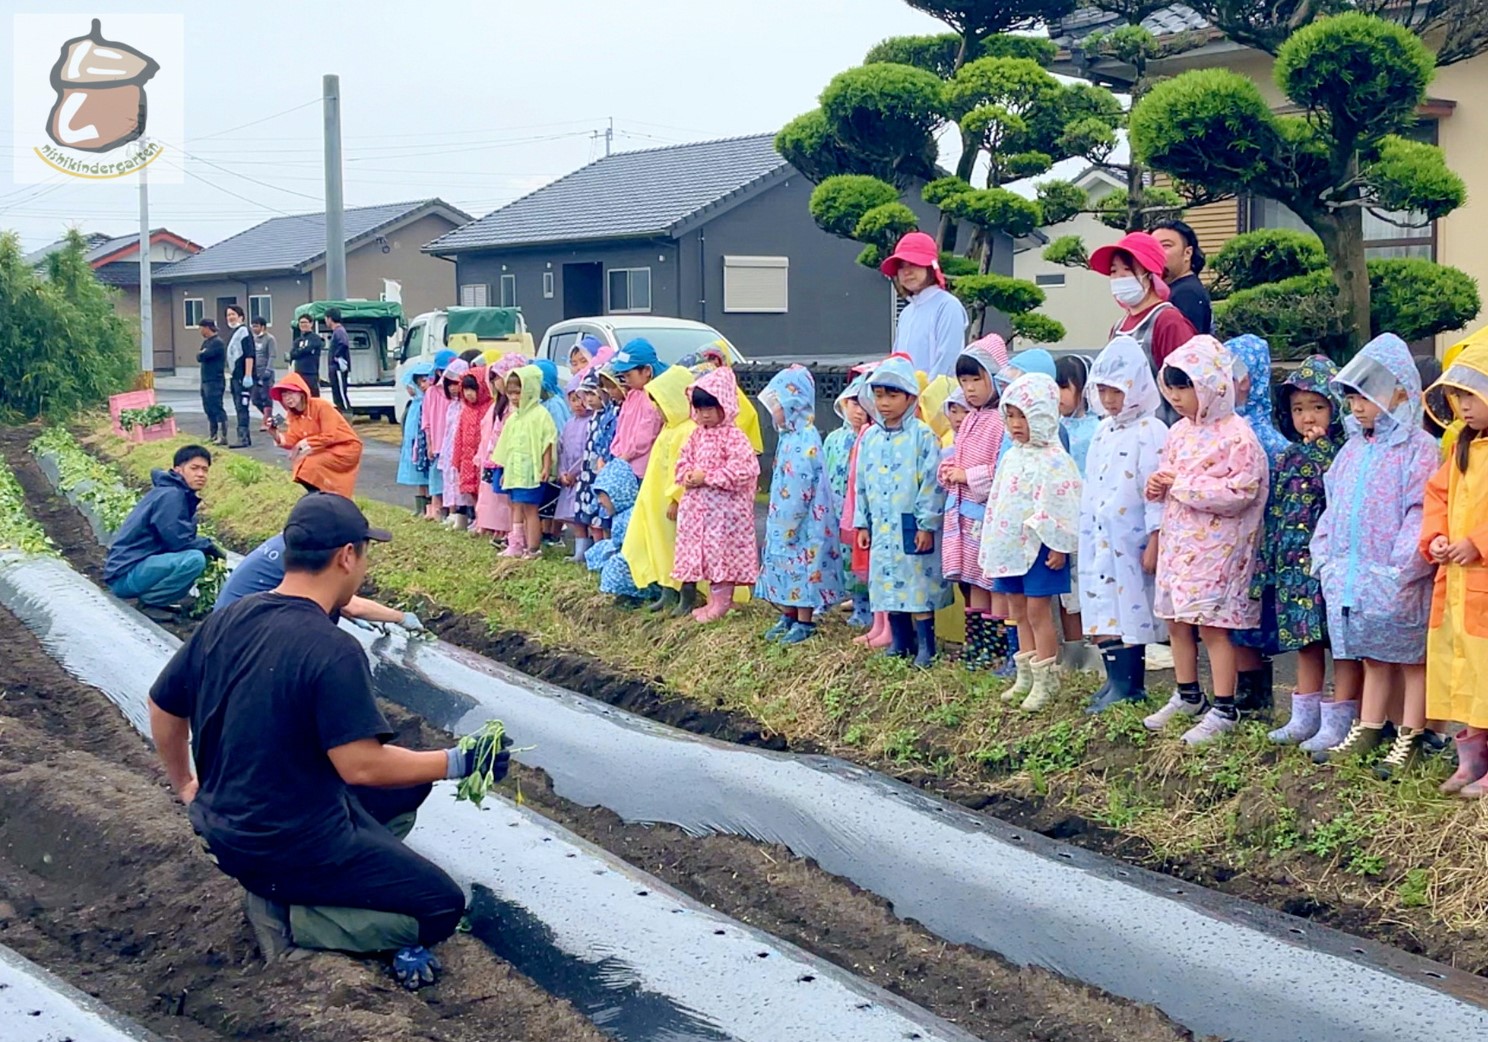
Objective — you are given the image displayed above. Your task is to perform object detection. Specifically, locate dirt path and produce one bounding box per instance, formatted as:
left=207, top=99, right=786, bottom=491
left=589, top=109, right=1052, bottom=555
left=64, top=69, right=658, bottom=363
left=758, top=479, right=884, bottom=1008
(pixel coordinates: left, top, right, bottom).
left=1, top=425, right=1211, bottom=1041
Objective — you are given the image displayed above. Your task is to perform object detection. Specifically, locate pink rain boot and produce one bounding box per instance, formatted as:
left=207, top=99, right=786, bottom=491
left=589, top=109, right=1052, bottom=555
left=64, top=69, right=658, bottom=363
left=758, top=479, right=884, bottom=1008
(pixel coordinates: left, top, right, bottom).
left=691, top=584, right=734, bottom=623
left=1443, top=730, right=1488, bottom=795
left=501, top=526, right=527, bottom=558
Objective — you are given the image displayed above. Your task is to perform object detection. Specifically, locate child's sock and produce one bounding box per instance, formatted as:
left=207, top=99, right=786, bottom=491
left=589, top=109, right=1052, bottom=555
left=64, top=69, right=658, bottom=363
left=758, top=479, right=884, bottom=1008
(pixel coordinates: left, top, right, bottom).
left=1177, top=681, right=1205, bottom=705
left=1210, top=696, right=1238, bottom=720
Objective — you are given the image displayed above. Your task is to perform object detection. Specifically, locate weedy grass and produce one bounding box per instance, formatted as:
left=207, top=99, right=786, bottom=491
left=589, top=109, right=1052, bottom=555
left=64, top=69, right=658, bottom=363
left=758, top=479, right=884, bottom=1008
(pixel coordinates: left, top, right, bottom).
left=0, top=460, right=55, bottom=555
left=86, top=421, right=1488, bottom=948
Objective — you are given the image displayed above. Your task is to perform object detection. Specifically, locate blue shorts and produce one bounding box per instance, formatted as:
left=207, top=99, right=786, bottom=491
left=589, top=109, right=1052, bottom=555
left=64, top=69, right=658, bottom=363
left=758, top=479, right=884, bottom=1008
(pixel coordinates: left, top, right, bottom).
left=507, top=484, right=546, bottom=506
left=992, top=545, right=1071, bottom=598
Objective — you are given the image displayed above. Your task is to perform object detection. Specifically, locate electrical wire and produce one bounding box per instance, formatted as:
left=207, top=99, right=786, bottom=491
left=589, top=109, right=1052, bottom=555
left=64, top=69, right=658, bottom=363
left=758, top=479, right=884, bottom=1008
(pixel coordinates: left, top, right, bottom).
left=190, top=97, right=322, bottom=141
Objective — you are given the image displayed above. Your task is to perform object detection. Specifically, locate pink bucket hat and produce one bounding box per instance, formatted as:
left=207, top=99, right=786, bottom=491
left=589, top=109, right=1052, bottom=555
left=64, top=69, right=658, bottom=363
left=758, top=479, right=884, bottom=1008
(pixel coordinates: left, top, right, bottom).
left=878, top=231, right=946, bottom=288
left=1089, top=231, right=1172, bottom=300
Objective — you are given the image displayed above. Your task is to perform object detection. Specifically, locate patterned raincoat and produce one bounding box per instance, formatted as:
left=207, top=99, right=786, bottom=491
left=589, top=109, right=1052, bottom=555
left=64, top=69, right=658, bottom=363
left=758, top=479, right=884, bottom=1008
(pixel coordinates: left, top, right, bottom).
left=1152, top=336, right=1269, bottom=629
left=593, top=463, right=643, bottom=598
left=851, top=357, right=951, bottom=613
left=1422, top=342, right=1488, bottom=725
left=754, top=366, right=845, bottom=610
left=978, top=373, right=1082, bottom=579
left=1311, top=333, right=1438, bottom=663
left=938, top=336, right=1009, bottom=588
left=1225, top=334, right=1291, bottom=465
left=1078, top=336, right=1169, bottom=644
left=672, top=367, right=760, bottom=585
left=1248, top=355, right=1345, bottom=652
left=823, top=376, right=868, bottom=598
left=574, top=371, right=619, bottom=528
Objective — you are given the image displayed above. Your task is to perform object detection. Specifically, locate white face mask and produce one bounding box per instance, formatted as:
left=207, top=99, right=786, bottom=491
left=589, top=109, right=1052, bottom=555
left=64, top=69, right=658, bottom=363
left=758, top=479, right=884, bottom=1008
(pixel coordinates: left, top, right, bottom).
left=1111, top=275, right=1147, bottom=309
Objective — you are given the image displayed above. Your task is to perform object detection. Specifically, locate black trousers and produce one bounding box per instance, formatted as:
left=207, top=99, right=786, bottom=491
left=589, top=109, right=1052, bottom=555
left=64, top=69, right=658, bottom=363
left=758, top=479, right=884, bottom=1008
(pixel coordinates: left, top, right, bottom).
left=295, top=370, right=321, bottom=397
left=230, top=374, right=252, bottom=439
left=223, top=784, right=464, bottom=949
left=201, top=379, right=227, bottom=435
left=328, top=362, right=350, bottom=411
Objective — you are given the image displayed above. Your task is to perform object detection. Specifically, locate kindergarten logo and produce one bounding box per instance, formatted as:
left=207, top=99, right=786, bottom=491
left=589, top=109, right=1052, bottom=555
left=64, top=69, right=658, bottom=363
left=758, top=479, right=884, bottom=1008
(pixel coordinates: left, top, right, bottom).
left=12, top=14, right=184, bottom=183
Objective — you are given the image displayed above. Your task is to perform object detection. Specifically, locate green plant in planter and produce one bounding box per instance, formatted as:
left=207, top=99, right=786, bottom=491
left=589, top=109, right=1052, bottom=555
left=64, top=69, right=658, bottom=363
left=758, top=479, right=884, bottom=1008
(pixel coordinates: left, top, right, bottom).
left=118, top=404, right=174, bottom=431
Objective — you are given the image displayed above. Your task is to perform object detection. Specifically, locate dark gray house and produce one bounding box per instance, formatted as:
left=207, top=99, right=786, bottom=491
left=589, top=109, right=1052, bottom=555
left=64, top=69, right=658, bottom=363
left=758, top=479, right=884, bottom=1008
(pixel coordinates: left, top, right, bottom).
left=423, top=134, right=1009, bottom=358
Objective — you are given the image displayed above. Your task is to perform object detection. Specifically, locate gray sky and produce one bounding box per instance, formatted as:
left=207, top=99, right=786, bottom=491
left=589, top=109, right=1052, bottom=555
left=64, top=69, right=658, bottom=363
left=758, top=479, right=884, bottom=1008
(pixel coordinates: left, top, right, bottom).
left=0, top=0, right=947, bottom=251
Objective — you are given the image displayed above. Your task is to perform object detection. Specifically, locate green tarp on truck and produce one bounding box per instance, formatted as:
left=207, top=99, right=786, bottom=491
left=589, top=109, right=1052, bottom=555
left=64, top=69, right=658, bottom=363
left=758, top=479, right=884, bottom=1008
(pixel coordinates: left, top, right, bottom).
left=293, top=300, right=405, bottom=324
left=443, top=306, right=522, bottom=339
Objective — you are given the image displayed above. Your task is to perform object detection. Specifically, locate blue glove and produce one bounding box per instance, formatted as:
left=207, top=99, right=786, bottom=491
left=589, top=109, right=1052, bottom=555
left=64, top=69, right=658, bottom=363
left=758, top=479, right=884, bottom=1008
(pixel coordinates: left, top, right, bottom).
left=446, top=734, right=513, bottom=782
left=400, top=612, right=424, bottom=632
left=392, top=945, right=441, bottom=990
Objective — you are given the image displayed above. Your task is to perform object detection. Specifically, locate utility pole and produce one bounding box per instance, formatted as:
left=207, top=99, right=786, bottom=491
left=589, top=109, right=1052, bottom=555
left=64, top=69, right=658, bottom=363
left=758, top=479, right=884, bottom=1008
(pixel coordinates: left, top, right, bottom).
left=138, top=150, right=153, bottom=375
left=323, top=73, right=346, bottom=301
left=605, top=116, right=613, bottom=157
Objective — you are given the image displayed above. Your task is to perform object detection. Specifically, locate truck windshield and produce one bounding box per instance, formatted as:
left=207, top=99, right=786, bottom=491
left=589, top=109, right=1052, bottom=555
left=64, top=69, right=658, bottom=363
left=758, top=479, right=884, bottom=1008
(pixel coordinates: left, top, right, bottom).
left=402, top=323, right=425, bottom=361
left=612, top=326, right=738, bottom=364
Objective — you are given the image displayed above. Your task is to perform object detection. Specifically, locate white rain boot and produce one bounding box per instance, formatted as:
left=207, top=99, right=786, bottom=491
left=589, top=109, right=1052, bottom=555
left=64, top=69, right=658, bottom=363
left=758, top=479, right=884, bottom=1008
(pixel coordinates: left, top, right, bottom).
left=1000, top=651, right=1037, bottom=702
left=1021, top=657, right=1061, bottom=711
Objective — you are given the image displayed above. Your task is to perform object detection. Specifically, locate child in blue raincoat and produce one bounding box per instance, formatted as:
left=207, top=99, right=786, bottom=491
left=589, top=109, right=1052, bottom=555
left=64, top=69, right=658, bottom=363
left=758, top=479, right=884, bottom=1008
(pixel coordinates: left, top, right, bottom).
left=852, top=356, right=951, bottom=667
left=588, top=458, right=643, bottom=607
left=756, top=366, right=845, bottom=645
left=396, top=360, right=436, bottom=515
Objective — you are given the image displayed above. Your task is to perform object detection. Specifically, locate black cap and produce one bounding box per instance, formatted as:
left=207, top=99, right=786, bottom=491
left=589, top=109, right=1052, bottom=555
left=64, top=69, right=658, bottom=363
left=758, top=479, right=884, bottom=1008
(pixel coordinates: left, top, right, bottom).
left=283, top=493, right=392, bottom=552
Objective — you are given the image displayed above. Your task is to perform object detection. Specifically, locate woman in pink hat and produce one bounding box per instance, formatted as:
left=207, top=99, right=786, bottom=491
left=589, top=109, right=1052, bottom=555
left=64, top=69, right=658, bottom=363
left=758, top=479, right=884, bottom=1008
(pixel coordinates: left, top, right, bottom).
left=881, top=231, right=969, bottom=378
left=1089, top=231, right=1198, bottom=383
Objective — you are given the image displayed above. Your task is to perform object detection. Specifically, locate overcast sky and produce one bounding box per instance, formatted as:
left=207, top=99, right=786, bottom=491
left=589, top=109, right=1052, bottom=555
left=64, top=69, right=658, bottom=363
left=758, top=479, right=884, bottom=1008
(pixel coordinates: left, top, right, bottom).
left=0, top=0, right=952, bottom=251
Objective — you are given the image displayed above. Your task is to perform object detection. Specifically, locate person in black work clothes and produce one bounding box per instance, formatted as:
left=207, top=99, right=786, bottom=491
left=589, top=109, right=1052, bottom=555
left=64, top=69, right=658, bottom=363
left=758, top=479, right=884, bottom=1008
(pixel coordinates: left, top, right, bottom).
left=225, top=304, right=255, bottom=448
left=290, top=313, right=324, bottom=397
left=1151, top=220, right=1214, bottom=336
left=197, top=319, right=229, bottom=445
left=326, top=307, right=352, bottom=411
left=148, top=494, right=510, bottom=990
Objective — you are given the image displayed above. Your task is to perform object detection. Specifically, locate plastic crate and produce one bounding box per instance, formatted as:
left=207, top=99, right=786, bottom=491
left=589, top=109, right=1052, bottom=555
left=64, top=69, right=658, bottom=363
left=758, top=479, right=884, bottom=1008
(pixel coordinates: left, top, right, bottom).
left=108, top=389, right=157, bottom=435
left=127, top=418, right=177, bottom=444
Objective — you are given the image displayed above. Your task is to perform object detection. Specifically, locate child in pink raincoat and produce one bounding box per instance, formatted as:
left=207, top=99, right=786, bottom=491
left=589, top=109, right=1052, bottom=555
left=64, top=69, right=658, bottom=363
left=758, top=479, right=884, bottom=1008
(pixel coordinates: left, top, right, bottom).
left=672, top=366, right=760, bottom=623
left=1143, top=334, right=1269, bottom=746
left=474, top=364, right=513, bottom=542
left=610, top=339, right=668, bottom=479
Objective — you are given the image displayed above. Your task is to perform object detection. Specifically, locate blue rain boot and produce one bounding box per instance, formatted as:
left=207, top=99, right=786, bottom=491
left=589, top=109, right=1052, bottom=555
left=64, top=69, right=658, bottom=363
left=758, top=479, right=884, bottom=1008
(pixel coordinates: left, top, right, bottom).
left=1085, top=640, right=1122, bottom=713
left=912, top=616, right=938, bottom=670
left=763, top=614, right=794, bottom=642
left=885, top=613, right=916, bottom=659
left=779, top=620, right=818, bottom=645
left=846, top=594, right=873, bottom=630
left=994, top=626, right=1021, bottom=678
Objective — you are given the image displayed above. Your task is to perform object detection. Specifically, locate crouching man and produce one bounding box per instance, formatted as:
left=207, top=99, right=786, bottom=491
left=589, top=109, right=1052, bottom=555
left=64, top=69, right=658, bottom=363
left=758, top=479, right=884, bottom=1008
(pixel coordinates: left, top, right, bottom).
left=148, top=493, right=508, bottom=989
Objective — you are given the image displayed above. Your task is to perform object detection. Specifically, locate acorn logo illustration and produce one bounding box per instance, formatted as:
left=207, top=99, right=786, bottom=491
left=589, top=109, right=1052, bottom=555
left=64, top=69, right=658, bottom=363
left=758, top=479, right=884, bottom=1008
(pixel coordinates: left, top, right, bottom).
left=45, top=19, right=159, bottom=154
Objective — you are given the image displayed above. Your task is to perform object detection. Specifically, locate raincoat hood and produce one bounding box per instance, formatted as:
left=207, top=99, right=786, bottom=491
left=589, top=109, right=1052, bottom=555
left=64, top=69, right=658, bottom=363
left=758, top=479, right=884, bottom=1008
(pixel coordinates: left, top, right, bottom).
left=491, top=352, right=527, bottom=378
left=864, top=356, right=920, bottom=428
left=835, top=374, right=868, bottom=424
left=944, top=387, right=968, bottom=415
left=957, top=334, right=1009, bottom=408
left=401, top=360, right=436, bottom=388
left=441, top=358, right=471, bottom=397
left=270, top=371, right=314, bottom=406
left=1225, top=333, right=1278, bottom=421
left=509, top=365, right=545, bottom=417
left=463, top=365, right=493, bottom=411
left=1428, top=341, right=1488, bottom=426
left=572, top=335, right=604, bottom=367
left=999, top=348, right=1056, bottom=391
left=592, top=453, right=640, bottom=516
left=432, top=349, right=456, bottom=370
left=688, top=365, right=742, bottom=425
left=534, top=359, right=562, bottom=397
left=1000, top=373, right=1062, bottom=447
left=1277, top=354, right=1344, bottom=442
left=646, top=363, right=695, bottom=427
left=1333, top=332, right=1421, bottom=445
left=919, top=375, right=956, bottom=441
left=1089, top=335, right=1160, bottom=426
left=758, top=366, right=813, bottom=433
left=1163, top=335, right=1236, bottom=426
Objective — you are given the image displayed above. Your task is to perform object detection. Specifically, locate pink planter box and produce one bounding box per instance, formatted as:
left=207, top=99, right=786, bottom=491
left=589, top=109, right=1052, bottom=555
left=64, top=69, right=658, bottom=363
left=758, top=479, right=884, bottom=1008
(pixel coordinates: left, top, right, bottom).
left=127, top=419, right=177, bottom=443
left=109, top=389, right=157, bottom=437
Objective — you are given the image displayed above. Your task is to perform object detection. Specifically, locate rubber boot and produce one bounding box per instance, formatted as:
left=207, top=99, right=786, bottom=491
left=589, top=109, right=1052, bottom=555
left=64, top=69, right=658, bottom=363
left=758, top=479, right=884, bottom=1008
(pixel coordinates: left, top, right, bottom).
left=450, top=511, right=470, bottom=532
left=1021, top=657, right=1060, bottom=711
left=961, top=613, right=983, bottom=672
left=1442, top=730, right=1488, bottom=794
left=912, top=616, right=937, bottom=669
left=994, top=625, right=1021, bottom=679
left=856, top=611, right=889, bottom=647
left=413, top=495, right=431, bottom=518
left=672, top=583, right=701, bottom=618
left=691, top=584, right=734, bottom=623
left=885, top=613, right=916, bottom=659
left=1001, top=652, right=1036, bottom=701
left=229, top=424, right=252, bottom=449
left=570, top=536, right=593, bottom=563
left=1267, top=691, right=1322, bottom=745
left=1299, top=699, right=1358, bottom=755
left=1085, top=640, right=1120, bottom=711
left=763, top=615, right=793, bottom=641
left=1235, top=659, right=1274, bottom=718
left=500, top=525, right=526, bottom=557
left=1125, top=644, right=1148, bottom=702
left=649, top=587, right=680, bottom=614
left=779, top=620, right=818, bottom=645
left=1088, top=644, right=1143, bottom=714
left=846, top=594, right=873, bottom=629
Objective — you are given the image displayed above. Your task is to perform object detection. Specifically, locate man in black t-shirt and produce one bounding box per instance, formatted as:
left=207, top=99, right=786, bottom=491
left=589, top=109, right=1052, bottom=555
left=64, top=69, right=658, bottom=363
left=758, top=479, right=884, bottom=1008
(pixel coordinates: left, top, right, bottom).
left=149, top=494, right=509, bottom=989
left=196, top=319, right=228, bottom=445
left=289, top=314, right=324, bottom=397
left=1151, top=219, right=1214, bottom=335
left=224, top=304, right=255, bottom=448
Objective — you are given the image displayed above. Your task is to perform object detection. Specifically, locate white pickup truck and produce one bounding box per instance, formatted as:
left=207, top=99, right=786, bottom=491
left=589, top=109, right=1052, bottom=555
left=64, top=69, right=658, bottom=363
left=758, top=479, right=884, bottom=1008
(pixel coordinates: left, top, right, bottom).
left=536, top=316, right=746, bottom=382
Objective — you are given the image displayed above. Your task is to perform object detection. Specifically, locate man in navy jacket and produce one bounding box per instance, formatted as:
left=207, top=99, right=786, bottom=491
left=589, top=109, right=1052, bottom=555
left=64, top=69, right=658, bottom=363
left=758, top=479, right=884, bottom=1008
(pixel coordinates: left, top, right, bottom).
left=103, top=444, right=224, bottom=619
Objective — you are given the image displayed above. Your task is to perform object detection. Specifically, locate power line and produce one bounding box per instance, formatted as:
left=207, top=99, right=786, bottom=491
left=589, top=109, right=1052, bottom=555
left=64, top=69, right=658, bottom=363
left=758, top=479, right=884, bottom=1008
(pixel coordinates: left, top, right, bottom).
left=154, top=154, right=294, bottom=216
left=151, top=136, right=324, bottom=201
left=191, top=97, right=322, bottom=141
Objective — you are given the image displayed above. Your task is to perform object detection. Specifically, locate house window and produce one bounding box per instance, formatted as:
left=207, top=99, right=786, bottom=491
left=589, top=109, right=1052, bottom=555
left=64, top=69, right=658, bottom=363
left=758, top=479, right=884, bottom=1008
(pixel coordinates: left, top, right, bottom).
left=1249, top=196, right=1437, bottom=263
left=607, top=267, right=652, bottom=313
left=183, top=297, right=204, bottom=328
left=1035, top=273, right=1066, bottom=288
left=723, top=255, right=789, bottom=314
left=460, top=283, right=489, bottom=307
left=543, top=271, right=555, bottom=299
left=249, top=294, right=272, bottom=325
left=500, top=273, right=517, bottom=307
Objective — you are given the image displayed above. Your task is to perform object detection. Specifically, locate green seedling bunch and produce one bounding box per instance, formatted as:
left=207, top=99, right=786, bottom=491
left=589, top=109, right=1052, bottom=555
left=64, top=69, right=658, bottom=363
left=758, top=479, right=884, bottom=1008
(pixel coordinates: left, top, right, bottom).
left=454, top=720, right=508, bottom=809
left=0, top=464, right=55, bottom=555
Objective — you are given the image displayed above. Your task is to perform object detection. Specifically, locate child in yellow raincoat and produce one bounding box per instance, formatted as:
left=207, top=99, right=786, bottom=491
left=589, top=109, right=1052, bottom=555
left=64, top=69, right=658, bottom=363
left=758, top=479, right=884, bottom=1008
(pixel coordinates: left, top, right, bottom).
left=1422, top=342, right=1488, bottom=796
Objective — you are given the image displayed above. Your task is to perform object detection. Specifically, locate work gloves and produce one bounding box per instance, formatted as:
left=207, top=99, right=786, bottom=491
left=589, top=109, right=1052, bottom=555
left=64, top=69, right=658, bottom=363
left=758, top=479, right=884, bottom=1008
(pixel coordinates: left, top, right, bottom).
left=401, top=612, right=424, bottom=632
left=392, top=945, right=441, bottom=990
left=203, top=543, right=226, bottom=561
left=445, top=732, right=512, bottom=782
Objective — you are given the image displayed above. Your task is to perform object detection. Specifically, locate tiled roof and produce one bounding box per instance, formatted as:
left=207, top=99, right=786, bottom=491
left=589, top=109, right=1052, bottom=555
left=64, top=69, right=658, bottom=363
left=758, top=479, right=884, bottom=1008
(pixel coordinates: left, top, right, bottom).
left=425, top=134, right=790, bottom=254
left=158, top=199, right=469, bottom=281
left=94, top=261, right=173, bottom=287
left=1050, top=4, right=1213, bottom=49
left=23, top=233, right=110, bottom=268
